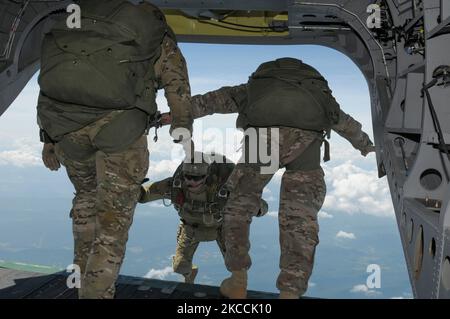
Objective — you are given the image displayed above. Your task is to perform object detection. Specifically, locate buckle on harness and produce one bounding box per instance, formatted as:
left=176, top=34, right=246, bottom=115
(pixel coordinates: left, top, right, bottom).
left=203, top=203, right=222, bottom=226
left=322, top=131, right=331, bottom=162
left=218, top=187, right=229, bottom=198
left=173, top=178, right=182, bottom=188
left=146, top=111, right=162, bottom=142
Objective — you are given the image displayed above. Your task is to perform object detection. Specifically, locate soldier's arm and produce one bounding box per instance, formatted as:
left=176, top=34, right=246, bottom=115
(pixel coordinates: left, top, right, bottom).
left=37, top=100, right=61, bottom=171
left=154, top=35, right=193, bottom=137
left=190, top=84, right=248, bottom=119
left=139, top=177, right=173, bottom=203
left=332, top=110, right=375, bottom=156
left=37, top=93, right=55, bottom=143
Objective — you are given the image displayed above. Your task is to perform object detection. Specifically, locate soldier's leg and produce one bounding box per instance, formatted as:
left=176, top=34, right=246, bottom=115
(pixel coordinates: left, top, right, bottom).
left=80, top=136, right=149, bottom=299
left=223, top=163, right=273, bottom=272
left=55, top=143, right=96, bottom=276
left=277, top=168, right=326, bottom=297
left=216, top=226, right=226, bottom=259
left=220, top=164, right=273, bottom=298
left=172, top=223, right=200, bottom=280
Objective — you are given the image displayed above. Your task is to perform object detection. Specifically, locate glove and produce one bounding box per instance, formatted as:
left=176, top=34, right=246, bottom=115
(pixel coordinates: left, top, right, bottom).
left=361, top=144, right=376, bottom=157
left=358, top=132, right=376, bottom=157
left=42, top=143, right=60, bottom=171
left=138, top=178, right=152, bottom=203
left=139, top=182, right=152, bottom=203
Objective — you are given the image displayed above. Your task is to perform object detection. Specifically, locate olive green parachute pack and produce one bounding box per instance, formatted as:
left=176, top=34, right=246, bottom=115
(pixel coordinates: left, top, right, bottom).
left=241, top=58, right=341, bottom=132
left=38, top=0, right=168, bottom=143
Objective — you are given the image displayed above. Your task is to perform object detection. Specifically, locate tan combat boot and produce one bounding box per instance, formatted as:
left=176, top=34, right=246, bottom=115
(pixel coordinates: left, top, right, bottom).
left=220, top=270, right=247, bottom=299
left=279, top=291, right=299, bottom=299
left=184, top=265, right=198, bottom=284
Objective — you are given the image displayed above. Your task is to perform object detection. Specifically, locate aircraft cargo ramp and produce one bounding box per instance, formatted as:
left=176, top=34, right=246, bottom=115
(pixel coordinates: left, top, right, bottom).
left=0, top=266, right=278, bottom=299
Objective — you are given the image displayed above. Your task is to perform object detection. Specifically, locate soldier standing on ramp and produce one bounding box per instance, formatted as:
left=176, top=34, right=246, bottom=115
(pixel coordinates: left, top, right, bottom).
left=189, top=58, right=375, bottom=299
left=37, top=0, right=193, bottom=298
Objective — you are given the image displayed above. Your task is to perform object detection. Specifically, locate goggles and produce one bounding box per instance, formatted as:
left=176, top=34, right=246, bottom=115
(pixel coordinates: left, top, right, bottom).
left=183, top=174, right=206, bottom=182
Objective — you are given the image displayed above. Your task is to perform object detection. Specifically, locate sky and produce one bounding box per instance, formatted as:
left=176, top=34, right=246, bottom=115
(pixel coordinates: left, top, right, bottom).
left=0, top=43, right=413, bottom=299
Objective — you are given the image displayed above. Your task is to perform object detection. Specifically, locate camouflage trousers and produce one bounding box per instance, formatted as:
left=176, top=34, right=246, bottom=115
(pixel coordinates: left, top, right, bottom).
left=172, top=223, right=226, bottom=276
left=223, top=127, right=326, bottom=296
left=55, top=113, right=149, bottom=299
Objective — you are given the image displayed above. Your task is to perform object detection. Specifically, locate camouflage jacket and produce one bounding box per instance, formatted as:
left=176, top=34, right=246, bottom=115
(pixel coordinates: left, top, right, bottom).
left=190, top=84, right=374, bottom=155
left=154, top=33, right=193, bottom=134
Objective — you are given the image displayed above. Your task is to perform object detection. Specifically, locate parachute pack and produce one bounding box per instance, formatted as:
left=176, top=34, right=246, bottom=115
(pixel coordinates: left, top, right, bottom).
left=243, top=57, right=341, bottom=132
left=38, top=0, right=167, bottom=115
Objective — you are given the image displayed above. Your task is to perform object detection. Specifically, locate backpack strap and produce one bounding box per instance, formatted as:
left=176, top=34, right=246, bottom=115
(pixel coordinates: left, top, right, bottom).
left=251, top=72, right=325, bottom=89
left=321, top=130, right=331, bottom=162
left=210, top=162, right=233, bottom=211
left=171, top=164, right=185, bottom=209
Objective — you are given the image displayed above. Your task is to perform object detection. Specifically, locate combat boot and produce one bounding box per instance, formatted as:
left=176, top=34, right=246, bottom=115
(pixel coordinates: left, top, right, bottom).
left=220, top=270, right=247, bottom=299
left=279, top=291, right=299, bottom=299
left=184, top=265, right=198, bottom=284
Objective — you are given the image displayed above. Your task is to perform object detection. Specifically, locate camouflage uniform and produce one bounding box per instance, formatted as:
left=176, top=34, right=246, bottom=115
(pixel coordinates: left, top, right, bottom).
left=140, top=175, right=227, bottom=279
left=39, top=31, right=193, bottom=298
left=191, top=83, right=374, bottom=296
left=139, top=156, right=267, bottom=281
left=54, top=114, right=149, bottom=298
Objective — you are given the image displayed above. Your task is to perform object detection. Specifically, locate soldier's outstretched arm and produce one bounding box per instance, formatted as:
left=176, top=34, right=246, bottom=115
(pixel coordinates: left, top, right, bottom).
left=332, top=110, right=376, bottom=156
left=155, top=35, right=193, bottom=139
left=139, top=177, right=173, bottom=203
left=190, top=84, right=248, bottom=119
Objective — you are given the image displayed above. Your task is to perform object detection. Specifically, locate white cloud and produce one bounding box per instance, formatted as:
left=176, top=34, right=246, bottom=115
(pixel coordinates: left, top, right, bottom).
left=0, top=149, right=41, bottom=167
left=148, top=159, right=180, bottom=179
left=350, top=284, right=370, bottom=293
left=265, top=210, right=333, bottom=219
left=308, top=282, right=316, bottom=288
left=0, top=138, right=41, bottom=167
left=350, top=284, right=382, bottom=297
left=144, top=266, right=174, bottom=280
left=128, top=246, right=144, bottom=254
left=336, top=231, right=356, bottom=239
left=272, top=169, right=285, bottom=183
left=328, top=144, right=368, bottom=163
left=149, top=202, right=166, bottom=208
left=267, top=211, right=278, bottom=217
left=390, top=292, right=413, bottom=299
left=323, top=161, right=394, bottom=218
left=318, top=211, right=333, bottom=219
left=147, top=119, right=243, bottom=173
left=390, top=295, right=413, bottom=299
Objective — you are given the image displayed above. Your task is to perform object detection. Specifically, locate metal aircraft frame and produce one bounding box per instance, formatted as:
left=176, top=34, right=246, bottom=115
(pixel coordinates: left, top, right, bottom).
left=0, top=0, right=449, bottom=298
